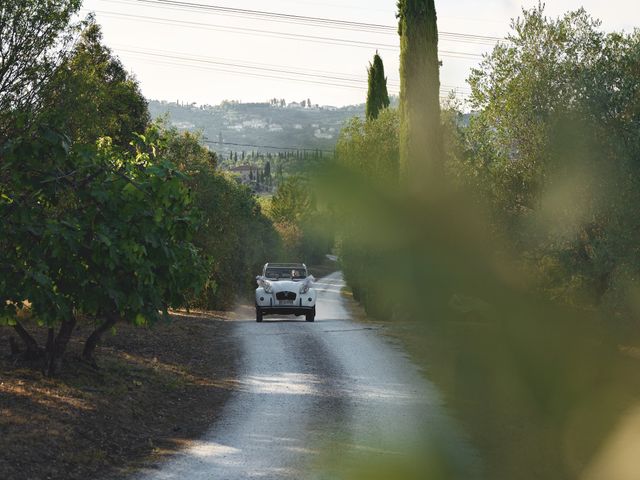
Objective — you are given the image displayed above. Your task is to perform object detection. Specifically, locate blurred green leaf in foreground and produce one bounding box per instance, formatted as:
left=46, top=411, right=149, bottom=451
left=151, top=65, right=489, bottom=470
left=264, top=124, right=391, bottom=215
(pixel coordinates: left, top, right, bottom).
left=312, top=3, right=640, bottom=480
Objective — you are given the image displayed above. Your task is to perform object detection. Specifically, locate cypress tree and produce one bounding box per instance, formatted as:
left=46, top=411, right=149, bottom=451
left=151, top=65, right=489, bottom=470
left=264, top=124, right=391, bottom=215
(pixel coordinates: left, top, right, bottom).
left=397, top=0, right=443, bottom=190
left=365, top=51, right=391, bottom=120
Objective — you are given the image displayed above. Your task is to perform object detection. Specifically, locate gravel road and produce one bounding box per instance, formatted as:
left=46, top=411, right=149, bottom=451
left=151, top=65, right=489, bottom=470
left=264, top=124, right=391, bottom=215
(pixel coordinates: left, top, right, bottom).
left=134, top=271, right=479, bottom=479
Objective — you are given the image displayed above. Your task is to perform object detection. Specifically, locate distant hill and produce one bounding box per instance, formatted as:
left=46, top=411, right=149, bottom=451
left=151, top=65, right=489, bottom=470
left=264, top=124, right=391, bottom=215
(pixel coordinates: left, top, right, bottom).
left=148, top=99, right=374, bottom=155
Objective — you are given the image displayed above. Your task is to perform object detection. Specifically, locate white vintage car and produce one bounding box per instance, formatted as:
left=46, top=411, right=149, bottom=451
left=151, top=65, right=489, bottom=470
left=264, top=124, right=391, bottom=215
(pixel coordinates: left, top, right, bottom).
left=255, top=263, right=317, bottom=322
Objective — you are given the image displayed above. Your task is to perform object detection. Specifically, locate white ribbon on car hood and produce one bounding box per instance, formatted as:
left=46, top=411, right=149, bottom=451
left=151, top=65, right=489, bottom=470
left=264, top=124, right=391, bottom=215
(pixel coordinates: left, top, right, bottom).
left=256, top=276, right=271, bottom=289
left=256, top=275, right=315, bottom=290
left=301, top=275, right=316, bottom=290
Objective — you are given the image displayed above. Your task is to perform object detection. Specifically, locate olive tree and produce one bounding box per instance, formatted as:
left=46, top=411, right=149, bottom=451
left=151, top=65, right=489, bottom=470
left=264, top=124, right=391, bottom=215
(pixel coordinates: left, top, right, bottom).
left=462, top=5, right=640, bottom=311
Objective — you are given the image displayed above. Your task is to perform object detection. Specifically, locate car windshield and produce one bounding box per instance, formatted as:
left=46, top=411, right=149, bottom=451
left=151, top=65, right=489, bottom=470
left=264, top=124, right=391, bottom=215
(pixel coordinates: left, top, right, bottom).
left=265, top=267, right=306, bottom=280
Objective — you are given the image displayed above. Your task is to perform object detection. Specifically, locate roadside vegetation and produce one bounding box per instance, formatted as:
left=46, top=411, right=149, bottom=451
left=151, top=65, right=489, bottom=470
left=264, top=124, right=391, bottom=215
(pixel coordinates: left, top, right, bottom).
left=0, top=3, right=324, bottom=477
left=262, top=175, right=334, bottom=266
left=0, top=2, right=300, bottom=374
left=329, top=3, right=640, bottom=479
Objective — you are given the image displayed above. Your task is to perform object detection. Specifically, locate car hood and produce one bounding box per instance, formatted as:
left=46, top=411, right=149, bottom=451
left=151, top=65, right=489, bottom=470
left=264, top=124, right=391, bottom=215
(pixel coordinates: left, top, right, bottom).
left=268, top=280, right=303, bottom=292
left=257, top=275, right=315, bottom=292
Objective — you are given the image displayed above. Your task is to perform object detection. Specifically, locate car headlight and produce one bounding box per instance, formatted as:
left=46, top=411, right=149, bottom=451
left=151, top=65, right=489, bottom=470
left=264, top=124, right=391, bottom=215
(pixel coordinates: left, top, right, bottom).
left=300, top=284, right=309, bottom=294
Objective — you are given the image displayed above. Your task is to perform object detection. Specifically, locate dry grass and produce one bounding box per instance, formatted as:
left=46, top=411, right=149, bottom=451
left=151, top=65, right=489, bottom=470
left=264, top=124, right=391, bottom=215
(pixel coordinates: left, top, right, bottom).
left=0, top=312, right=239, bottom=480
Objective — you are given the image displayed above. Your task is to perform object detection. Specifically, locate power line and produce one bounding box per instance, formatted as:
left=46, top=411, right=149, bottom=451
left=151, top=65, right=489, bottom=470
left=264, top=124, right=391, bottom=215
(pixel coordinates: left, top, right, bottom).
left=125, top=53, right=469, bottom=99
left=120, top=50, right=381, bottom=90
left=119, top=47, right=371, bottom=84
left=114, top=43, right=379, bottom=81
left=126, top=53, right=471, bottom=104
left=90, top=10, right=403, bottom=51
left=115, top=44, right=472, bottom=89
left=126, top=0, right=397, bottom=32
left=116, top=46, right=369, bottom=83
left=91, top=10, right=485, bottom=59
left=116, top=46, right=472, bottom=97
left=126, top=54, right=468, bottom=102
left=98, top=0, right=504, bottom=45
left=204, top=139, right=334, bottom=154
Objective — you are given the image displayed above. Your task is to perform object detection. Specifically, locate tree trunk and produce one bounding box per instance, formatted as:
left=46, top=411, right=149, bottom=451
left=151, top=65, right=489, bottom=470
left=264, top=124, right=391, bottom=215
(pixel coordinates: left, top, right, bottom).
left=9, top=336, right=21, bottom=356
left=13, top=321, right=42, bottom=360
left=46, top=328, right=54, bottom=354
left=45, top=316, right=77, bottom=377
left=82, top=311, right=118, bottom=364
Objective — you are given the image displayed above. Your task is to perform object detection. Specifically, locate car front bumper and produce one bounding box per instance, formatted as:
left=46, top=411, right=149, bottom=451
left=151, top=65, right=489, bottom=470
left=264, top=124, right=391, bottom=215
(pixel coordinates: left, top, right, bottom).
left=257, top=305, right=315, bottom=316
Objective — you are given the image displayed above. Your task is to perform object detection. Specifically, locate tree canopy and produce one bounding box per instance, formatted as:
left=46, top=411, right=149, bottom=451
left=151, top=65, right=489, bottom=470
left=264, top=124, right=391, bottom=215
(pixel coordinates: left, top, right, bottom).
left=0, top=0, right=82, bottom=137
left=156, top=125, right=281, bottom=309
left=0, top=3, right=277, bottom=375
left=41, top=20, right=150, bottom=148
left=1, top=125, right=207, bottom=374
left=459, top=6, right=640, bottom=309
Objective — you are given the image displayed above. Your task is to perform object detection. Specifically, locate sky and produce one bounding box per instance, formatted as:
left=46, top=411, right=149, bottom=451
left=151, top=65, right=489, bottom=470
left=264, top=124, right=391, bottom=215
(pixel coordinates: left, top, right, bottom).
left=80, top=0, right=640, bottom=107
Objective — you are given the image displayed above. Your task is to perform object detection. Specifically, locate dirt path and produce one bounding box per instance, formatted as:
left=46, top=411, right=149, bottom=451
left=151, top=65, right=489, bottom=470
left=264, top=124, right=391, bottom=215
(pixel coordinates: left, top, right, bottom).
left=133, top=272, right=479, bottom=479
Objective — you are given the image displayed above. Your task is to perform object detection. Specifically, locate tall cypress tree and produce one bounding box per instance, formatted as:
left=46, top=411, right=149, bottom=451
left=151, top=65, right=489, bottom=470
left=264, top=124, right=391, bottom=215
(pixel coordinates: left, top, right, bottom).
left=366, top=51, right=391, bottom=120
left=397, top=0, right=442, bottom=189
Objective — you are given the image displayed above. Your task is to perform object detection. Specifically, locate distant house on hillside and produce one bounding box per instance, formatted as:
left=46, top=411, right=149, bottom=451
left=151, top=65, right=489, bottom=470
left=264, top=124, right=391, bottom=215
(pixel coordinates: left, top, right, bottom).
left=225, top=164, right=272, bottom=194
left=227, top=164, right=253, bottom=184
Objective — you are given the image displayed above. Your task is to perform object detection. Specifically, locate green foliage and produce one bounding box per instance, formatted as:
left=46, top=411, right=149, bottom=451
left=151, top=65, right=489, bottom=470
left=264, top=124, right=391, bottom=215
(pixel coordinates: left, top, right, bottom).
left=0, top=127, right=206, bottom=327
left=465, top=6, right=603, bottom=217
left=336, top=108, right=400, bottom=185
left=334, top=108, right=401, bottom=319
left=41, top=20, right=150, bottom=149
left=0, top=5, right=183, bottom=373
left=338, top=5, right=640, bottom=324
left=157, top=125, right=281, bottom=309
left=268, top=176, right=333, bottom=265
left=217, top=148, right=328, bottom=190
left=335, top=109, right=400, bottom=319
left=0, top=3, right=287, bottom=372
left=328, top=5, right=640, bottom=478
left=269, top=176, right=313, bottom=223
left=365, top=52, right=390, bottom=120
left=460, top=5, right=640, bottom=314
left=0, top=0, right=82, bottom=137
left=397, top=0, right=442, bottom=184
